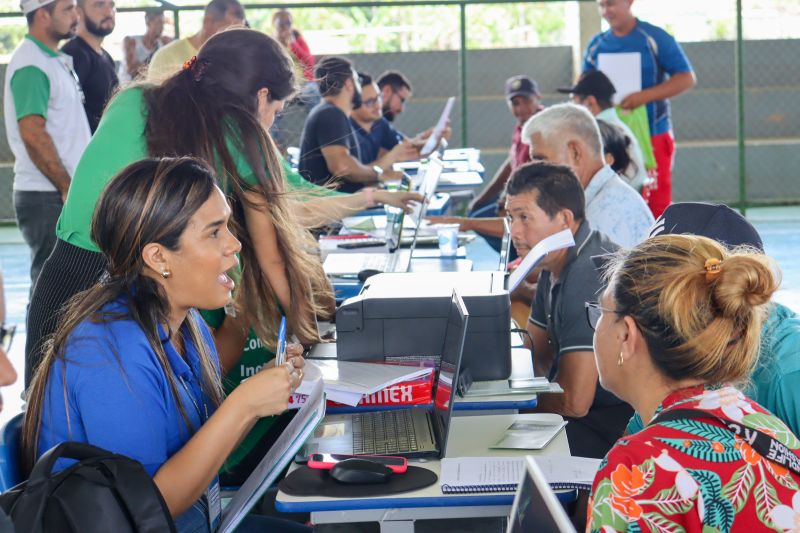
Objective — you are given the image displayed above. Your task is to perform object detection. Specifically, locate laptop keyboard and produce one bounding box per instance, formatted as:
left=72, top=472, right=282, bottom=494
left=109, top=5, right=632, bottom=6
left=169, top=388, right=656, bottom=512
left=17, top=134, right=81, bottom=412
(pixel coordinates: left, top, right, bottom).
left=361, top=255, right=391, bottom=272
left=352, top=410, right=419, bottom=455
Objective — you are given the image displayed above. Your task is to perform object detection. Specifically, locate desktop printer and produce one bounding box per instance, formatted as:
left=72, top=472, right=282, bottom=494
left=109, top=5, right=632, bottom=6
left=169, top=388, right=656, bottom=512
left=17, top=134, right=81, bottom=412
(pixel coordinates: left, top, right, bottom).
left=335, top=271, right=512, bottom=381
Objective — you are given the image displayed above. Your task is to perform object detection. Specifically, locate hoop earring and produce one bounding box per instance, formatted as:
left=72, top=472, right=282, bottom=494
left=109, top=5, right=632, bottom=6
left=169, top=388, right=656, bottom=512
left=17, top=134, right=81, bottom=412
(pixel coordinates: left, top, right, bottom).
left=161, top=269, right=171, bottom=279
left=617, top=352, right=624, bottom=367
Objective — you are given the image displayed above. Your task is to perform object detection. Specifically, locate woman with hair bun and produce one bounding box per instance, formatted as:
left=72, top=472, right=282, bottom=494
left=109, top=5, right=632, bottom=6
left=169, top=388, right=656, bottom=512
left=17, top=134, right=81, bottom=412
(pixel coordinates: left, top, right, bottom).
left=586, top=234, right=800, bottom=532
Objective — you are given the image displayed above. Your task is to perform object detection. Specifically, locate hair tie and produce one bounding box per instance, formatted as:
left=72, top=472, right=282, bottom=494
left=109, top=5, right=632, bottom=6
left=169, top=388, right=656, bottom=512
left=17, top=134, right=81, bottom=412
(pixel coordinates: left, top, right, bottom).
left=182, top=56, right=209, bottom=82
left=182, top=56, right=197, bottom=71
left=704, top=257, right=723, bottom=281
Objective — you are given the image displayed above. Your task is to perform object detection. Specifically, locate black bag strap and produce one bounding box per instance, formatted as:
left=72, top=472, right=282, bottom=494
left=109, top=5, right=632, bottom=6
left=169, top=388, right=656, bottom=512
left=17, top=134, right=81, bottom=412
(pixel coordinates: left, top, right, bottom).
left=652, top=408, right=800, bottom=476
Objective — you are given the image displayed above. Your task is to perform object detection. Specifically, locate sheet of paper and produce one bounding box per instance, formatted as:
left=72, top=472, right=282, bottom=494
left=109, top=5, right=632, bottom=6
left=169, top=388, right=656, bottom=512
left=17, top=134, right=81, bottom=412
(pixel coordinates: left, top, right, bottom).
left=219, top=379, right=325, bottom=533
left=507, top=229, right=575, bottom=292
left=491, top=419, right=568, bottom=450
left=597, top=52, right=642, bottom=104
left=420, top=96, right=455, bottom=156
left=296, top=359, right=432, bottom=397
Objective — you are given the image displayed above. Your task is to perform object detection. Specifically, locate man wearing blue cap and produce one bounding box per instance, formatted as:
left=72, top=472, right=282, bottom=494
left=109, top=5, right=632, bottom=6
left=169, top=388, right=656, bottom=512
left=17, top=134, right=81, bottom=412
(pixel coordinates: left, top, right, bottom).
left=468, top=75, right=545, bottom=217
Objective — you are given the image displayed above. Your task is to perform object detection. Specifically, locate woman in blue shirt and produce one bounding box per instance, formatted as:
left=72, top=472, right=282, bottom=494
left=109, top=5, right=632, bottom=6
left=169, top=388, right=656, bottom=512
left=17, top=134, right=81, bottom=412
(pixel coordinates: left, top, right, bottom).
left=21, top=157, right=308, bottom=532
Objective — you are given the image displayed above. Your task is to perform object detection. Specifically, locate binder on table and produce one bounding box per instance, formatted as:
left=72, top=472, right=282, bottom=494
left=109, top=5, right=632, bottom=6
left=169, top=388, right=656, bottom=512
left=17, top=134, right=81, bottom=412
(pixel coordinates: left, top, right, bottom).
left=439, top=456, right=599, bottom=494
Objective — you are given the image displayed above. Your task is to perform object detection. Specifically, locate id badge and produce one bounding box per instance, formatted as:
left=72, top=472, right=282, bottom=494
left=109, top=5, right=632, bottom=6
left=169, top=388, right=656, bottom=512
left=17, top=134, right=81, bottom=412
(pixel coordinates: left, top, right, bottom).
left=206, top=477, right=222, bottom=531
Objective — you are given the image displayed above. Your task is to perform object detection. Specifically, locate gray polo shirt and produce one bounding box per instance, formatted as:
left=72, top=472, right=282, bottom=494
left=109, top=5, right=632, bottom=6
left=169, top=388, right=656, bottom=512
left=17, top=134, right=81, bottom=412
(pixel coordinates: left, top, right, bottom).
left=529, top=220, right=621, bottom=408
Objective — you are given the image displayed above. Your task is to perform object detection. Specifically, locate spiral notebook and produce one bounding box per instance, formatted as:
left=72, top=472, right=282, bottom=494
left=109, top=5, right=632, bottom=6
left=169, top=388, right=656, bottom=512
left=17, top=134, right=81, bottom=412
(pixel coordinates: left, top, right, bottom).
left=439, top=456, right=599, bottom=494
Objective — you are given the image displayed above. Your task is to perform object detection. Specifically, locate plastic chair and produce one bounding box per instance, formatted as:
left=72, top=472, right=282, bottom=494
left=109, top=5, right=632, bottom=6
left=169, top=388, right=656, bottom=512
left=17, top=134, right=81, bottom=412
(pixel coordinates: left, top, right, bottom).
left=0, top=413, right=24, bottom=492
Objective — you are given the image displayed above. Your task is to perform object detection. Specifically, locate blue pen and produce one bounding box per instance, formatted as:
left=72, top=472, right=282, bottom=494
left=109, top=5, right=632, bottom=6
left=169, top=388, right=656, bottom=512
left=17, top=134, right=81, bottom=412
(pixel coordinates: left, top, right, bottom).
left=275, top=316, right=287, bottom=366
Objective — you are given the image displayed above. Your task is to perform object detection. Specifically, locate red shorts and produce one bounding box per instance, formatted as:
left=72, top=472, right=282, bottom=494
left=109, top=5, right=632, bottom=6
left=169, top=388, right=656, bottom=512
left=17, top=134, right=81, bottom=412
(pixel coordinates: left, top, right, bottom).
left=644, top=131, right=676, bottom=218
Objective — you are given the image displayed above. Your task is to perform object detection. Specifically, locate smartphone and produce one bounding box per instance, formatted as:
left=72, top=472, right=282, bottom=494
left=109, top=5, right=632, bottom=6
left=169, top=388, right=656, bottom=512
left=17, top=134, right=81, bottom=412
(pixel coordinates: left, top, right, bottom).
left=307, top=453, right=408, bottom=473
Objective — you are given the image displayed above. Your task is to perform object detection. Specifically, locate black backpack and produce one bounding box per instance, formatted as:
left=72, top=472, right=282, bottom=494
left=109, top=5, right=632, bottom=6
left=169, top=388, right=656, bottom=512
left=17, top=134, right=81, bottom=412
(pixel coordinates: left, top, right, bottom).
left=0, top=442, right=176, bottom=533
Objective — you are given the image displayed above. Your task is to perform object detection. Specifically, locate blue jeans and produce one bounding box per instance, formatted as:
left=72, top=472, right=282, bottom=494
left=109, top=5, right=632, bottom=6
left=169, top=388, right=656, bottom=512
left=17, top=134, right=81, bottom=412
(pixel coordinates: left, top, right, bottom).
left=13, top=189, right=62, bottom=290
left=175, top=497, right=311, bottom=533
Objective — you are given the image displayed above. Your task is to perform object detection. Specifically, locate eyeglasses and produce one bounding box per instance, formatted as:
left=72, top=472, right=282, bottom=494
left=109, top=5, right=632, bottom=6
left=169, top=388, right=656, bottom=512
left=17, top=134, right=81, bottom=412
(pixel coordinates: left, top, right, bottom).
left=0, top=324, right=16, bottom=353
left=363, top=96, right=383, bottom=107
left=584, top=302, right=618, bottom=331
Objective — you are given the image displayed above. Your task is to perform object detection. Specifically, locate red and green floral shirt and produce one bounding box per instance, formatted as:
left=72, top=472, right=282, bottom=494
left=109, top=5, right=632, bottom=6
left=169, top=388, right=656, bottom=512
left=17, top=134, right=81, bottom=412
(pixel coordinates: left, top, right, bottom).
left=587, top=385, right=800, bottom=532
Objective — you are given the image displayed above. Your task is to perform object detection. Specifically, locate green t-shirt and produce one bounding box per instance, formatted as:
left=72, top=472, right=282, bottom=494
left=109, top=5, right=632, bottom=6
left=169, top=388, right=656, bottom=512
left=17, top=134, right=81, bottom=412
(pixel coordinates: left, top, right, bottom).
left=200, top=308, right=278, bottom=472
left=57, top=86, right=339, bottom=252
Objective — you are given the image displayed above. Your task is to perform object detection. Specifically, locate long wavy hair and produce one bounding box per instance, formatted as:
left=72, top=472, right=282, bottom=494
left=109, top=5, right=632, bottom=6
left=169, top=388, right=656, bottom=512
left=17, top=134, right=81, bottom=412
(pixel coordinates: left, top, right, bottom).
left=142, top=28, right=334, bottom=346
left=22, top=158, right=226, bottom=473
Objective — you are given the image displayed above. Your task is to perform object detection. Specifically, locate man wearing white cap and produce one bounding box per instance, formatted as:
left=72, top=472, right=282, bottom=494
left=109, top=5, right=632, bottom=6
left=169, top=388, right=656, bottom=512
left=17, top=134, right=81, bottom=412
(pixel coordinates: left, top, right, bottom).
left=3, top=0, right=91, bottom=287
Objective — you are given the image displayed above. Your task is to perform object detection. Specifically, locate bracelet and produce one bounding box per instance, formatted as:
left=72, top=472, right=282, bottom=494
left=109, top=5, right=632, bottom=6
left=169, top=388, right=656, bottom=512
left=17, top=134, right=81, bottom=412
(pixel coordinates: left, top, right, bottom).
left=363, top=187, right=378, bottom=208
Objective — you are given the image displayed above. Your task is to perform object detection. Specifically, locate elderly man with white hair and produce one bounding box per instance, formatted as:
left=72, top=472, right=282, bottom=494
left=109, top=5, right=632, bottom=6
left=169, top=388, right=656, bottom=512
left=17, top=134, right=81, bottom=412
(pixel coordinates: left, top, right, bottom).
left=522, top=102, right=653, bottom=247
left=429, top=103, right=652, bottom=248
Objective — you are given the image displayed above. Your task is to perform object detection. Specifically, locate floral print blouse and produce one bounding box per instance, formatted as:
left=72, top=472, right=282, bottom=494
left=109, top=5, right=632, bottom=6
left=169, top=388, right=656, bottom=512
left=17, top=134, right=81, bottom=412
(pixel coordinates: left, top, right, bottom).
left=588, top=385, right=800, bottom=532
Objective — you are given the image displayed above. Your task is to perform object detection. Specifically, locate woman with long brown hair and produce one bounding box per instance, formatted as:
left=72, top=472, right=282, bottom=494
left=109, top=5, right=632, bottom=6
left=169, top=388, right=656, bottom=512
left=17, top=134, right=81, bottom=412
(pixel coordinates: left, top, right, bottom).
left=24, top=157, right=309, bottom=532
left=25, top=28, right=417, bottom=389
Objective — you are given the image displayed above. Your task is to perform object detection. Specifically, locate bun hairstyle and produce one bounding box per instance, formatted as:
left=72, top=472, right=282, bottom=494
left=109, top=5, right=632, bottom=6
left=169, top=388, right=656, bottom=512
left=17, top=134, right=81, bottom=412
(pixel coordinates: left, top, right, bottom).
left=604, top=234, right=779, bottom=385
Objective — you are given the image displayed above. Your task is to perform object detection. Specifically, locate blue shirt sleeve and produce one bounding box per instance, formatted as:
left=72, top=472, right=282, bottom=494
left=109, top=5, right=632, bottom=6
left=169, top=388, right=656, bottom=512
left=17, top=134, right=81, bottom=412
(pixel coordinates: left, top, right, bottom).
left=582, top=33, right=602, bottom=72
left=652, top=26, right=693, bottom=75
left=380, top=120, right=402, bottom=151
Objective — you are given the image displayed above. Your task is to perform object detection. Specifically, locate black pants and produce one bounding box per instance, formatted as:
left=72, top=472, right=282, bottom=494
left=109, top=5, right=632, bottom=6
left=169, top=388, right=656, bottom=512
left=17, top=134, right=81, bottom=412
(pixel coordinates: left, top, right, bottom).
left=565, top=402, right=634, bottom=459
left=13, top=190, right=62, bottom=290
left=24, top=239, right=107, bottom=387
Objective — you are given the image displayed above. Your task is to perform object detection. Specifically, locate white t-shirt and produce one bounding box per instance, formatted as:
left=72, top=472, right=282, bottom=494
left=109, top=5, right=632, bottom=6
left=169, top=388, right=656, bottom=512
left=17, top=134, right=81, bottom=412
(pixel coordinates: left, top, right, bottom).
left=3, top=36, right=91, bottom=192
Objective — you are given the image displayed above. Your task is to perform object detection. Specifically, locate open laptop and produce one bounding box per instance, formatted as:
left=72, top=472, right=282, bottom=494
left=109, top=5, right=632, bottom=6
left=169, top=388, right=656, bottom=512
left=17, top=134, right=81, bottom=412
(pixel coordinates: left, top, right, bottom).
left=506, top=457, right=576, bottom=533
left=303, top=291, right=468, bottom=458
left=323, top=163, right=439, bottom=277
left=499, top=217, right=512, bottom=273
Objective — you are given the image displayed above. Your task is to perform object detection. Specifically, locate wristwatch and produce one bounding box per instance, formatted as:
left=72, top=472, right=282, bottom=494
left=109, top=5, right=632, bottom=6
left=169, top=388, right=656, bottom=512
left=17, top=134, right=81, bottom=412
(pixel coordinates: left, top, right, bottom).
left=372, top=165, right=384, bottom=182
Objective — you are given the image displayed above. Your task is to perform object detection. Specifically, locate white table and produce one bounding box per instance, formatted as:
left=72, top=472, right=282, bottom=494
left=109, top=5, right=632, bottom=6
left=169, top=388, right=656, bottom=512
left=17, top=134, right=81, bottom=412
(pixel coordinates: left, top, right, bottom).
left=275, top=413, right=572, bottom=533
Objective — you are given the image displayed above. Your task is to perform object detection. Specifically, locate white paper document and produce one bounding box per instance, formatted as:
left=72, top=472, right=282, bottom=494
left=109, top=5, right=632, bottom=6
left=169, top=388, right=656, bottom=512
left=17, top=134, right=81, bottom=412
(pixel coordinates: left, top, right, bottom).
left=597, top=52, right=642, bottom=104
left=420, top=96, right=455, bottom=156
left=294, top=360, right=433, bottom=406
left=491, top=414, right=568, bottom=450
left=507, top=229, right=575, bottom=292
left=219, top=379, right=325, bottom=533
left=440, top=455, right=600, bottom=493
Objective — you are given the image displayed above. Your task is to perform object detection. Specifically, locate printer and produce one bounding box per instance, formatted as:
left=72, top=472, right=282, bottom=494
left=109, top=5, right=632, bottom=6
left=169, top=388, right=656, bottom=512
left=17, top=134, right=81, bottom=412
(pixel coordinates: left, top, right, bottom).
left=335, top=271, right=512, bottom=381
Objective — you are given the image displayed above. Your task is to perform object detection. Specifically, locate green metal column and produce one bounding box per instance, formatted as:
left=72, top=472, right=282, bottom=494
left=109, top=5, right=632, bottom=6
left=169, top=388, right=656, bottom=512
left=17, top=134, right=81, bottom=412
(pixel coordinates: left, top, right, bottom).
left=735, top=0, right=746, bottom=214
left=458, top=2, right=468, bottom=146
left=173, top=9, right=181, bottom=39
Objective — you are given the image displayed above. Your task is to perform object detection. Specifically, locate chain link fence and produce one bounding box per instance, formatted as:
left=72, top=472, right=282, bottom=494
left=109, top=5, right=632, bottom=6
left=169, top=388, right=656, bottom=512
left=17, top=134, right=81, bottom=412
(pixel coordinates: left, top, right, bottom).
left=1, top=0, right=799, bottom=221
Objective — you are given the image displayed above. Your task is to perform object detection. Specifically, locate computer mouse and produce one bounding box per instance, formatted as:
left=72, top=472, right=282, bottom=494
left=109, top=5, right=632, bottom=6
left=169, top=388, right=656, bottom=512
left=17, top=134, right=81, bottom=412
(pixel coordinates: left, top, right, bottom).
left=357, top=269, right=383, bottom=282
left=330, top=458, right=393, bottom=484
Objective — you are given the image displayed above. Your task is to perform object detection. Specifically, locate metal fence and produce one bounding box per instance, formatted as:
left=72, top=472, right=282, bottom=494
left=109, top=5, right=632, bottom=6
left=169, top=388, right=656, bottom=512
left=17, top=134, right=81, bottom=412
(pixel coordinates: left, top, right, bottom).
left=0, top=0, right=799, bottom=221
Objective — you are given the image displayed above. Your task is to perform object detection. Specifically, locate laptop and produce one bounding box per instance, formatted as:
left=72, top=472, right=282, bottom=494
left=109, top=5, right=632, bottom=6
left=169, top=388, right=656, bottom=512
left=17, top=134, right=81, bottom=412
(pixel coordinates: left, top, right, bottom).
left=498, top=217, right=512, bottom=273
left=303, top=291, right=469, bottom=458
left=323, top=164, right=438, bottom=277
left=506, top=456, right=576, bottom=533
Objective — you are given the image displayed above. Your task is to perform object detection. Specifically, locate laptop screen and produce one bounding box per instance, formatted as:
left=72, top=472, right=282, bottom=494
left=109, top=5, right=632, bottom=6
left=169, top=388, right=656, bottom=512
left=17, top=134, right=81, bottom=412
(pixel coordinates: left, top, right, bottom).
left=498, top=217, right=511, bottom=272
left=410, top=157, right=444, bottom=224
left=507, top=457, right=576, bottom=533
left=432, top=291, right=469, bottom=458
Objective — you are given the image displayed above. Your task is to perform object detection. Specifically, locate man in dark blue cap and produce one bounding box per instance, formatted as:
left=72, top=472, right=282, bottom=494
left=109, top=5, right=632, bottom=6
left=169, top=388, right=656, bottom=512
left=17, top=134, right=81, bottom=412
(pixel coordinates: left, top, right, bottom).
left=468, top=75, right=545, bottom=217
left=623, top=202, right=800, bottom=436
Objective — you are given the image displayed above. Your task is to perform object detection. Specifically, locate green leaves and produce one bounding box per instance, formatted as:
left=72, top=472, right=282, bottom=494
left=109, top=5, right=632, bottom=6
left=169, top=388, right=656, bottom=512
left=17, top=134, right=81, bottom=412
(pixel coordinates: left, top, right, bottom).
left=651, top=486, right=694, bottom=515
left=742, top=412, right=800, bottom=449
left=657, top=439, right=742, bottom=463
left=641, top=512, right=686, bottom=533
left=753, top=475, right=780, bottom=530
left=721, top=464, right=755, bottom=512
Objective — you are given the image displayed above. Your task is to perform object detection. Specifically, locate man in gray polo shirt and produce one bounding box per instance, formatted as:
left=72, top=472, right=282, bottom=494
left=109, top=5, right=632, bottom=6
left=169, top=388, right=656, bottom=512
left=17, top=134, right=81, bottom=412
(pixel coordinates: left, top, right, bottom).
left=507, top=162, right=632, bottom=458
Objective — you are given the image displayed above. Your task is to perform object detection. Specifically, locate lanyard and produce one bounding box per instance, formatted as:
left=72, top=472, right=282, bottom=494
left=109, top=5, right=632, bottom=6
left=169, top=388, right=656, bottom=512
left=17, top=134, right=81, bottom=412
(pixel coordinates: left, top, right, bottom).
left=651, top=408, right=800, bottom=476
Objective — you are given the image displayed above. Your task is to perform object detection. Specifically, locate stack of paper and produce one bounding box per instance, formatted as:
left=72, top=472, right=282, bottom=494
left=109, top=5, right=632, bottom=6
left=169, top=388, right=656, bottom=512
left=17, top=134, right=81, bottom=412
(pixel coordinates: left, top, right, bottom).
left=295, top=360, right=433, bottom=406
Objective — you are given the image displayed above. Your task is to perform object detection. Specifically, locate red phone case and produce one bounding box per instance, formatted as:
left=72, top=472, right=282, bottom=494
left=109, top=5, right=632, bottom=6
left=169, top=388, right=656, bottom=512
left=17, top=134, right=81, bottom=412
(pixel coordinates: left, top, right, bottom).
left=307, top=454, right=408, bottom=473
